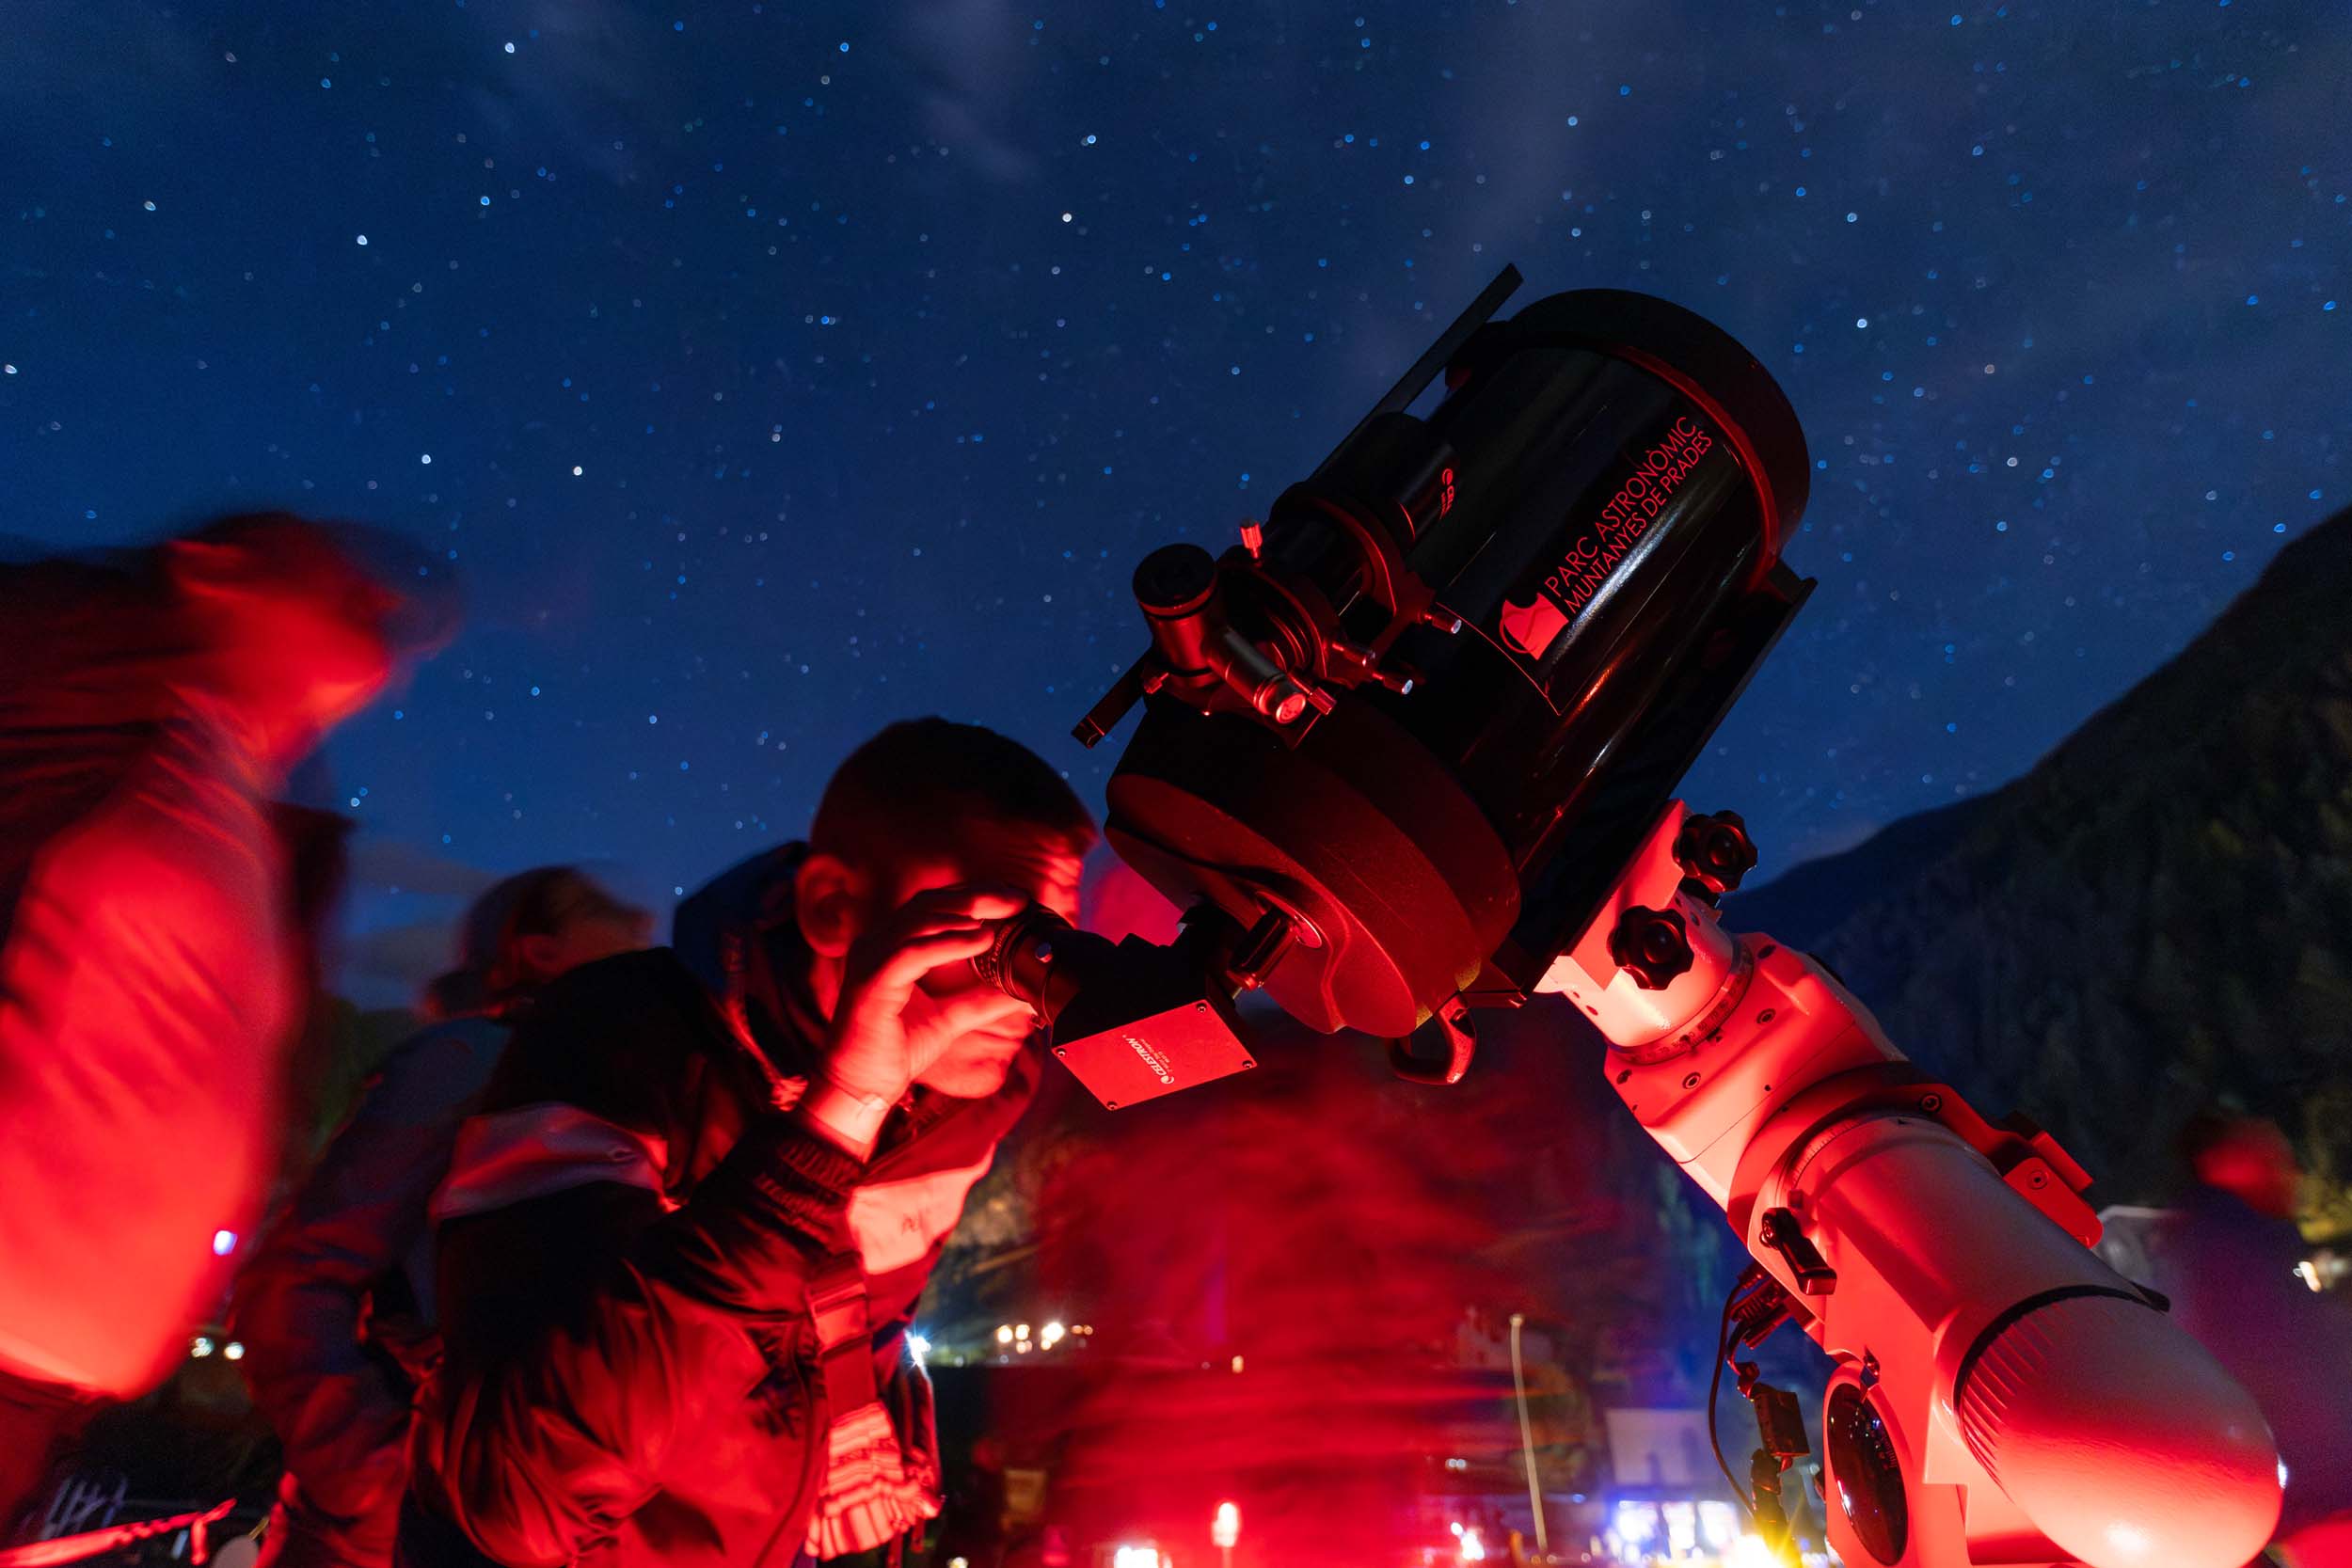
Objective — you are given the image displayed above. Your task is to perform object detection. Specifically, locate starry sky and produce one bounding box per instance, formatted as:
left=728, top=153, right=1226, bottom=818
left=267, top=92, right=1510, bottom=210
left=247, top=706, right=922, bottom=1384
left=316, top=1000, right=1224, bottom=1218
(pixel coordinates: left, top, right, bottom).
left=3, top=0, right=2344, bottom=1000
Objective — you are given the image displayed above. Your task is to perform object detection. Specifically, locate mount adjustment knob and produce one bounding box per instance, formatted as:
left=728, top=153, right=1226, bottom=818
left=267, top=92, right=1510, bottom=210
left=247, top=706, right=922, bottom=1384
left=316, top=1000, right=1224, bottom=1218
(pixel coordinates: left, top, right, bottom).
left=1675, top=810, right=1759, bottom=897
left=1609, top=905, right=1694, bottom=990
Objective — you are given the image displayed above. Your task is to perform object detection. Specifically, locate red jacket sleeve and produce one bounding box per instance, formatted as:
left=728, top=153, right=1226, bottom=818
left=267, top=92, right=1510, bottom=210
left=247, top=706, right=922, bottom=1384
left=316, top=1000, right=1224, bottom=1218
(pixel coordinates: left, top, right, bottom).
left=407, top=952, right=860, bottom=1568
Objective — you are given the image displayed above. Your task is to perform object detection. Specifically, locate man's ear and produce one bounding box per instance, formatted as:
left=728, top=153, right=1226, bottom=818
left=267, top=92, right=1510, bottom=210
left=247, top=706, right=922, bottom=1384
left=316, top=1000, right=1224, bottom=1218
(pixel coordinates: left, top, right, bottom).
left=795, top=852, right=867, bottom=959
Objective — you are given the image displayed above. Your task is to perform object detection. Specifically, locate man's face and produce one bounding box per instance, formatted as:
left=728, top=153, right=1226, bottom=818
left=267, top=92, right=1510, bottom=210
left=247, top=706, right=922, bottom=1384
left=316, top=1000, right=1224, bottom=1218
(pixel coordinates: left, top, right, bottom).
left=883, top=832, right=1084, bottom=1099
left=517, top=885, right=656, bottom=987
left=179, top=534, right=402, bottom=737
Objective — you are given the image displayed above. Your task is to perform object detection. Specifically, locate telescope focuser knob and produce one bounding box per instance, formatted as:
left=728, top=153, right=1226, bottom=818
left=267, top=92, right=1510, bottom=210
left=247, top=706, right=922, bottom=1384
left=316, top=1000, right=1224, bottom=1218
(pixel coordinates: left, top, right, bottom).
left=1675, top=809, right=1758, bottom=897
left=1609, top=905, right=1694, bottom=990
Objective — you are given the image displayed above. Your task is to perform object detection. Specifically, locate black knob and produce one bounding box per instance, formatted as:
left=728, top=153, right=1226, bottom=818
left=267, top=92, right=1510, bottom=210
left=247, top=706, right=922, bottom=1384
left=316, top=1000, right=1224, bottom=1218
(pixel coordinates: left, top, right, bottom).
left=1609, top=905, right=1693, bottom=990
left=1134, top=543, right=1218, bottom=616
left=1675, top=810, right=1758, bottom=897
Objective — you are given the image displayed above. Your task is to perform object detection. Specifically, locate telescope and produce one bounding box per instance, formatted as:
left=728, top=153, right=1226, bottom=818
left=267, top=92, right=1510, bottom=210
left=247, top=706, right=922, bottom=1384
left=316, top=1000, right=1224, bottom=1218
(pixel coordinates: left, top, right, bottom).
left=976, top=268, right=2282, bottom=1567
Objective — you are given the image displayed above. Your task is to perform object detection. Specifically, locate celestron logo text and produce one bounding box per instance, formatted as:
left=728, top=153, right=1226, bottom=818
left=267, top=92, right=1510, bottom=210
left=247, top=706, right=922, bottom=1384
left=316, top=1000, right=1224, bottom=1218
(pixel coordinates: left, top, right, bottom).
left=1123, top=1034, right=1176, bottom=1085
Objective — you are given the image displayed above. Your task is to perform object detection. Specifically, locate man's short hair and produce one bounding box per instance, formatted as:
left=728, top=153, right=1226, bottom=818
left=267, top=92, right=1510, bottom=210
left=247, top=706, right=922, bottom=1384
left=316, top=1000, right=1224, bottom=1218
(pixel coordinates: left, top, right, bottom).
left=810, top=718, right=1095, bottom=873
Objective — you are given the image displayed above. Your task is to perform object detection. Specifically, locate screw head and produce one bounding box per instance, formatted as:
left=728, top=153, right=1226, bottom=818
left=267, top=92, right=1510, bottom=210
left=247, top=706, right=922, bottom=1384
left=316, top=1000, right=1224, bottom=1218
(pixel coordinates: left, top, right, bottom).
left=1681, top=1072, right=1702, bottom=1090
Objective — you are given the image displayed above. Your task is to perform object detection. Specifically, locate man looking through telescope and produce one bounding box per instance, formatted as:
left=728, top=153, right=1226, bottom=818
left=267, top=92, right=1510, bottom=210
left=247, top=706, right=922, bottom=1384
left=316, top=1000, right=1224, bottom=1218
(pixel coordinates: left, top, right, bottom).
left=406, top=720, right=1091, bottom=1568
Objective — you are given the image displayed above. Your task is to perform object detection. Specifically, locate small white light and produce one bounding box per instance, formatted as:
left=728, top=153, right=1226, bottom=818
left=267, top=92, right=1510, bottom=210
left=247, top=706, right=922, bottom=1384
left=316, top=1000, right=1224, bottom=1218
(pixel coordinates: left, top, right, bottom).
left=907, top=1331, right=931, bottom=1369
left=420, top=452, right=433, bottom=465
left=571, top=465, right=583, bottom=476
left=356, top=234, right=368, bottom=245
left=504, top=40, right=516, bottom=53
left=191, top=1336, right=215, bottom=1358
left=995, top=1324, right=1014, bottom=1346
left=223, top=1340, right=246, bottom=1361
left=212, top=1228, right=238, bottom=1257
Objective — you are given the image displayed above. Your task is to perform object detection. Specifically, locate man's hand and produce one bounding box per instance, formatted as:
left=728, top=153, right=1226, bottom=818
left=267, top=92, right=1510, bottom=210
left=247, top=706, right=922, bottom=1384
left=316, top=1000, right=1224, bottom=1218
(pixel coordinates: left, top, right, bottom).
left=800, top=886, right=1034, bottom=1154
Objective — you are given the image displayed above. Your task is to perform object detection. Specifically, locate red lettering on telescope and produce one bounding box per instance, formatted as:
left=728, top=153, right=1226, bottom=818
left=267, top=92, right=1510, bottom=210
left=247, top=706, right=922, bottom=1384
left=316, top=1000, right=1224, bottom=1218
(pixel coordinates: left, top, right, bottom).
left=1498, top=416, right=1716, bottom=660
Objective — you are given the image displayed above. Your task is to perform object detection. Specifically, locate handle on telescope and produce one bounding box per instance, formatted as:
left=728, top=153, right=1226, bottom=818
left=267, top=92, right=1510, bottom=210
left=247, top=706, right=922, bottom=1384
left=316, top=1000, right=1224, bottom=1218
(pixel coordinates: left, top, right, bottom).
left=1073, top=657, right=1154, bottom=748
left=1386, top=995, right=1477, bottom=1085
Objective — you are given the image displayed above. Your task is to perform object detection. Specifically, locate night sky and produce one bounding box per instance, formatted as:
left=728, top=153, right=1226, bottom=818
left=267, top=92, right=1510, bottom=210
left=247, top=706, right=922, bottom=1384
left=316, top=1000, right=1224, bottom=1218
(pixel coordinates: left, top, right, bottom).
left=4, top=1, right=2344, bottom=1000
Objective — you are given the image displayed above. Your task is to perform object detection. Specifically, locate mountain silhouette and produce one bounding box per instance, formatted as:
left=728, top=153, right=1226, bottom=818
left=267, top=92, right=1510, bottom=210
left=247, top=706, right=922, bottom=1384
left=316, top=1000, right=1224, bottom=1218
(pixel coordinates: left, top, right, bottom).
left=1728, top=507, right=2352, bottom=1225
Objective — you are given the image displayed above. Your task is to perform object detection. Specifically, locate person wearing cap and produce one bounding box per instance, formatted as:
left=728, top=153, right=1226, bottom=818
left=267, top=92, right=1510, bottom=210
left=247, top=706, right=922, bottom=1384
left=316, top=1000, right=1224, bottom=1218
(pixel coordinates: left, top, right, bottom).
left=230, top=869, right=652, bottom=1568
left=0, top=515, right=436, bottom=1520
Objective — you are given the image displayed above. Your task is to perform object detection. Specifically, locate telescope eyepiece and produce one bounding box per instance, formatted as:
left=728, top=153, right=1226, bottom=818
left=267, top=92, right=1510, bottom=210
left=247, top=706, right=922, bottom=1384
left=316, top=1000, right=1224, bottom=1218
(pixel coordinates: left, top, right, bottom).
left=970, top=904, right=1078, bottom=1018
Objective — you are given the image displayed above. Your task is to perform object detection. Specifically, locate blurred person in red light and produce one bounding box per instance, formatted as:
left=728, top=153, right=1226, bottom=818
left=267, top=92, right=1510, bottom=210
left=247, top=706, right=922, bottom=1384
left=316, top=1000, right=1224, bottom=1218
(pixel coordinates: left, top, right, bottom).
left=404, top=719, right=1091, bottom=1568
left=2147, top=1112, right=2352, bottom=1567
left=0, top=515, right=437, bottom=1522
left=232, top=868, right=652, bottom=1568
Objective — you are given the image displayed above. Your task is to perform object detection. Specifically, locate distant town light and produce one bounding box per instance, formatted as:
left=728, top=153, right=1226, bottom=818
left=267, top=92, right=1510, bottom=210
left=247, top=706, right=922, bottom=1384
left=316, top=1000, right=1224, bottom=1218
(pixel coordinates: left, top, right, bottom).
left=1041, top=1321, right=1065, bottom=1349
left=907, top=1331, right=930, bottom=1369
left=995, top=1324, right=1014, bottom=1345
left=191, top=1336, right=215, bottom=1358
left=223, top=1340, right=246, bottom=1361
left=1212, top=1502, right=1240, bottom=1549
left=1231, top=1354, right=1245, bottom=1373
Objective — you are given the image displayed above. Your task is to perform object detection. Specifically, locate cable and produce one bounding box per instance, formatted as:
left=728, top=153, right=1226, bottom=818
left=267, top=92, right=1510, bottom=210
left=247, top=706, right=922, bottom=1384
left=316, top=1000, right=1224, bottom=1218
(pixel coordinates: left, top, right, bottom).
left=1707, top=1277, right=1756, bottom=1524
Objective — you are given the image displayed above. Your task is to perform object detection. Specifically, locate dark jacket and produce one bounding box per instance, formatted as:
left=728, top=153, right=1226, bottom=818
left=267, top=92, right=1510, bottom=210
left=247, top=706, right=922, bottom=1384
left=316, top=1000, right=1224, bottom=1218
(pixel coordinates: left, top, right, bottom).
left=409, top=847, right=1039, bottom=1568
left=2148, top=1186, right=2352, bottom=1537
left=231, top=1016, right=510, bottom=1568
